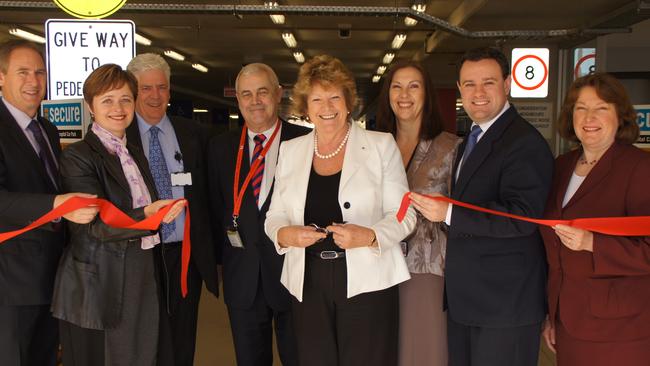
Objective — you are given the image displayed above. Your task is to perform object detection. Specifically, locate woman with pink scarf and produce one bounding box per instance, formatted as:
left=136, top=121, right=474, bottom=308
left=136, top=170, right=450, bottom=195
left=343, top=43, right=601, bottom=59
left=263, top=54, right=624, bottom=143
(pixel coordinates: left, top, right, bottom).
left=51, top=64, right=184, bottom=366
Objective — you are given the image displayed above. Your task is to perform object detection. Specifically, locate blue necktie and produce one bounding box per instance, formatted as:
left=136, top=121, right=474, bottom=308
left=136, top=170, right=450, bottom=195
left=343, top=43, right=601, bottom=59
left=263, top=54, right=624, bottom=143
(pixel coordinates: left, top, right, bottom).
left=459, top=125, right=482, bottom=172
left=27, top=120, right=58, bottom=188
left=148, top=126, right=175, bottom=240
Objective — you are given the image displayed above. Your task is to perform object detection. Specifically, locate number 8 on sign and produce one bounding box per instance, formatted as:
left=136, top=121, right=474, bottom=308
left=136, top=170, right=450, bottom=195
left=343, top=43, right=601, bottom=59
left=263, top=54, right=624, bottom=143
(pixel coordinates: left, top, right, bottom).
left=510, top=48, right=549, bottom=98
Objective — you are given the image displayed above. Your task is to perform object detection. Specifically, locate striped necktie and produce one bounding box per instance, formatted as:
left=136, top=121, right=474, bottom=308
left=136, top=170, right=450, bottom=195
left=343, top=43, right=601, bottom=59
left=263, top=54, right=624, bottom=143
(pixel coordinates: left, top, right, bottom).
left=27, top=119, right=58, bottom=188
left=251, top=134, right=266, bottom=207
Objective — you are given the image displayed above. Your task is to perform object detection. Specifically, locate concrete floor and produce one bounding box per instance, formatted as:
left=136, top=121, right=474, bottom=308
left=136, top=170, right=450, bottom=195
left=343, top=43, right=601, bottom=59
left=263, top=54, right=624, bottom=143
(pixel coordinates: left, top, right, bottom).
left=193, top=285, right=281, bottom=365
left=192, top=285, right=556, bottom=366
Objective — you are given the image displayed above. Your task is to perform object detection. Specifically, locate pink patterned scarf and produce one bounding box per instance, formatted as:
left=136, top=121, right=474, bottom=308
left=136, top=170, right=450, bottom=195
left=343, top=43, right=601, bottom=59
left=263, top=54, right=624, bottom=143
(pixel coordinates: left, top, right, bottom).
left=92, top=123, right=160, bottom=249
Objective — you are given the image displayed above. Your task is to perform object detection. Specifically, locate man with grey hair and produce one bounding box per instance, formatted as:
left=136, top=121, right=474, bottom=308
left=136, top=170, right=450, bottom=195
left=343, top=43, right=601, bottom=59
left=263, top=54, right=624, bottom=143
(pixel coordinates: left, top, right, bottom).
left=208, top=63, right=308, bottom=366
left=126, top=53, right=218, bottom=366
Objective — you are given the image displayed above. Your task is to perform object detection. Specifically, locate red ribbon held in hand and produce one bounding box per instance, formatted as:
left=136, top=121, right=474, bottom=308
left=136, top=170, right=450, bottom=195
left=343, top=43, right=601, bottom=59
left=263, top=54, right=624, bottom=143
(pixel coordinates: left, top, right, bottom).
left=0, top=197, right=192, bottom=297
left=397, top=192, right=650, bottom=236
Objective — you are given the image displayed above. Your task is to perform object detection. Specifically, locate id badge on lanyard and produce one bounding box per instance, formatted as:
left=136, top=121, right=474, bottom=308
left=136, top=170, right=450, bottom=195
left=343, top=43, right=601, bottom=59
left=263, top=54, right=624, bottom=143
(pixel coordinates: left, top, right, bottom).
left=228, top=120, right=280, bottom=248
left=226, top=217, right=244, bottom=248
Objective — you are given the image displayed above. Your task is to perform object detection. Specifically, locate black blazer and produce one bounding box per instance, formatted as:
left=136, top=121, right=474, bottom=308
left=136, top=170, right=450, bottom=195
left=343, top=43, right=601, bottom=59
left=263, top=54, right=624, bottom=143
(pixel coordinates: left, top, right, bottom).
left=126, top=116, right=218, bottom=296
left=51, top=129, right=158, bottom=329
left=0, top=101, right=63, bottom=306
left=445, top=106, right=554, bottom=327
left=208, top=121, right=309, bottom=310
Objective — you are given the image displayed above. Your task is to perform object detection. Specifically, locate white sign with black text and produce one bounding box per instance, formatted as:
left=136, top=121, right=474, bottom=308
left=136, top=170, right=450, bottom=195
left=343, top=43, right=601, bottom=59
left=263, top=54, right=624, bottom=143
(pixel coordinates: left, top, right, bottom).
left=45, top=19, right=135, bottom=100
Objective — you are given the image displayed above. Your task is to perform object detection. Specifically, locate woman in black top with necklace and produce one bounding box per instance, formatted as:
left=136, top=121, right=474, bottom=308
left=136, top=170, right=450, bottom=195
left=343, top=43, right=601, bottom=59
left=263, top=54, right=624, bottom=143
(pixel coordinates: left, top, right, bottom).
left=265, top=55, right=416, bottom=366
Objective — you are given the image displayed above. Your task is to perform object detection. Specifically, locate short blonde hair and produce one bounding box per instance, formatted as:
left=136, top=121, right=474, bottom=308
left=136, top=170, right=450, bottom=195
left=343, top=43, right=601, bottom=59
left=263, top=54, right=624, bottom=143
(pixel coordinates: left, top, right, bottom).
left=291, top=54, right=358, bottom=117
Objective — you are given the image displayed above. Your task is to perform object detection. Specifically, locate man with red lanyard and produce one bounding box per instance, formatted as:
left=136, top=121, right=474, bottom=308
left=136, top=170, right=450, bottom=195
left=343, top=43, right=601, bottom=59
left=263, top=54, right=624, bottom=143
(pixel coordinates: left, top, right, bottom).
left=208, top=63, right=309, bottom=366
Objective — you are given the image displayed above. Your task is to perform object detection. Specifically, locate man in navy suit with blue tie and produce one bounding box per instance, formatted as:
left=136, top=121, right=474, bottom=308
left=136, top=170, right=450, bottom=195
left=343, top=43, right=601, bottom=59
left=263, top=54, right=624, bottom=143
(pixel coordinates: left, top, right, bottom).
left=410, top=47, right=553, bottom=366
left=0, top=39, right=98, bottom=366
left=126, top=53, right=218, bottom=366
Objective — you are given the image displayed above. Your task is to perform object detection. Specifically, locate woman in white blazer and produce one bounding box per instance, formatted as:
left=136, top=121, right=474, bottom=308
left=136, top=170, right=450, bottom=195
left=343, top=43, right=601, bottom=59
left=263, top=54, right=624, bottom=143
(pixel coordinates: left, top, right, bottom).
left=265, top=55, right=416, bottom=366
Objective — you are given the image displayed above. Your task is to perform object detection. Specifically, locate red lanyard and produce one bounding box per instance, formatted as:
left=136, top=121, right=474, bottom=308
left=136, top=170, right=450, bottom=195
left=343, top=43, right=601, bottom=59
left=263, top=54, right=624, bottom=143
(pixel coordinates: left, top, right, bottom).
left=232, top=120, right=281, bottom=226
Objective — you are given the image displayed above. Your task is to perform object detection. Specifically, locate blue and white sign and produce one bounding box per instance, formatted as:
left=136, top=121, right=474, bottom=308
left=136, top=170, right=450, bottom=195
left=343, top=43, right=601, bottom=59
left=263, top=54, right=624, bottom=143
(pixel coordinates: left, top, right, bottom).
left=635, top=104, right=650, bottom=149
left=41, top=99, right=91, bottom=143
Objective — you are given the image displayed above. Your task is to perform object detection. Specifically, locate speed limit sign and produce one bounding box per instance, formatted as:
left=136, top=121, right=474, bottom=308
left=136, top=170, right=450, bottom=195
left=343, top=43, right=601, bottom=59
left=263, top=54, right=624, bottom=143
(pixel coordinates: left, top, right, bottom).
left=510, top=48, right=549, bottom=98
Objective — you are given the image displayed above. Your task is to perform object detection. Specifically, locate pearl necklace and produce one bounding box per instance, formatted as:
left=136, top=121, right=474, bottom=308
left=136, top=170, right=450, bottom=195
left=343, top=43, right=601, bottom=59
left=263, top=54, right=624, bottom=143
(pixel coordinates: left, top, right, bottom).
left=314, top=125, right=351, bottom=159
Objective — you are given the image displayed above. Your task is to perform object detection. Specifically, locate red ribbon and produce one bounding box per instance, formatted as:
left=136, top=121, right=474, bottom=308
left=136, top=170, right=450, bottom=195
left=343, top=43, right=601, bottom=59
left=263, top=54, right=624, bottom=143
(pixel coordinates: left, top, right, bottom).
left=0, top=197, right=191, bottom=297
left=397, top=192, right=650, bottom=236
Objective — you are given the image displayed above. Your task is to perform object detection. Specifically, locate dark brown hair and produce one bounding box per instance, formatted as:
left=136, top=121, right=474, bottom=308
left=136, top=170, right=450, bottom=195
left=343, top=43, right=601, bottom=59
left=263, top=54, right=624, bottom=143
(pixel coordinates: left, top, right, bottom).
left=558, top=73, right=639, bottom=144
left=0, top=40, right=44, bottom=73
left=292, top=54, right=358, bottom=117
left=83, top=64, right=138, bottom=106
left=457, top=47, right=510, bottom=80
left=376, top=61, right=444, bottom=141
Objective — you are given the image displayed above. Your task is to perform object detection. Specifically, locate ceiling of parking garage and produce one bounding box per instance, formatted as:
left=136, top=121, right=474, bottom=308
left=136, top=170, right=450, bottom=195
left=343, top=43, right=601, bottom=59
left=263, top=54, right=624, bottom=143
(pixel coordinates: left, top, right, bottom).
left=0, top=0, right=648, bottom=114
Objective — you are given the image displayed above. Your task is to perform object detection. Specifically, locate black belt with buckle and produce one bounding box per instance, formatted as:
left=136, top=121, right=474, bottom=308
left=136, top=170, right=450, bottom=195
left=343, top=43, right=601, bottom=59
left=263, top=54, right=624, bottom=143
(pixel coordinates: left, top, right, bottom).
left=308, top=250, right=346, bottom=260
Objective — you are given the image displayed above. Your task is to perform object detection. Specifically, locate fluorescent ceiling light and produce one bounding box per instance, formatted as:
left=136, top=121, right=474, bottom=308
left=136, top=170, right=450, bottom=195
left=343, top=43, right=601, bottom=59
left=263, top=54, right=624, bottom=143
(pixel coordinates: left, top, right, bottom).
left=229, top=113, right=239, bottom=119
left=282, top=32, right=297, bottom=48
left=372, top=75, right=381, bottom=83
left=270, top=15, right=285, bottom=24
left=264, top=1, right=279, bottom=7
left=135, top=33, right=152, bottom=46
left=412, top=3, right=426, bottom=12
left=382, top=52, right=395, bottom=64
left=391, top=33, right=407, bottom=49
left=405, top=3, right=426, bottom=26
left=192, top=63, right=208, bottom=73
left=193, top=108, right=208, bottom=113
left=293, top=51, right=305, bottom=63
left=164, top=50, right=185, bottom=61
left=377, top=65, right=387, bottom=75
left=8, top=28, right=45, bottom=44
left=404, top=17, right=418, bottom=26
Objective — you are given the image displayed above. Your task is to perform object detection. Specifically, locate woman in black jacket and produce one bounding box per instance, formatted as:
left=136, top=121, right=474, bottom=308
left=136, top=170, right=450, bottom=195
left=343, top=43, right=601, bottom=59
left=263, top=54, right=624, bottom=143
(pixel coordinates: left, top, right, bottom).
left=51, top=64, right=184, bottom=366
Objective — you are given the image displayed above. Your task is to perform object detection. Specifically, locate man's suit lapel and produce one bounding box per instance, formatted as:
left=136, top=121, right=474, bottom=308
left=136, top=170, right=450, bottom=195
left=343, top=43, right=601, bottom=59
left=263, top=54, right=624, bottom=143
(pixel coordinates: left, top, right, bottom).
left=453, top=106, right=516, bottom=199
left=170, top=117, right=196, bottom=172
left=259, top=121, right=306, bottom=213
left=0, top=103, right=58, bottom=191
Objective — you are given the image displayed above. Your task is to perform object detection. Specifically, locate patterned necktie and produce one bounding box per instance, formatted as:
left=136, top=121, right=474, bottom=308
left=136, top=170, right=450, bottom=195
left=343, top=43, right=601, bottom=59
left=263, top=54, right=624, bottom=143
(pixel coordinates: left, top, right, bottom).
left=458, top=125, right=482, bottom=173
left=148, top=126, right=175, bottom=240
left=27, top=119, right=58, bottom=188
left=251, top=134, right=266, bottom=207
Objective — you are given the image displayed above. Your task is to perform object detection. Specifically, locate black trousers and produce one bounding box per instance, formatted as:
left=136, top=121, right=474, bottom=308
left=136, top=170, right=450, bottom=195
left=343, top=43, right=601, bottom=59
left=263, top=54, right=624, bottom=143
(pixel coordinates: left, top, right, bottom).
left=59, top=319, right=105, bottom=366
left=447, top=316, right=542, bottom=366
left=156, top=242, right=203, bottom=366
left=227, top=276, right=298, bottom=366
left=0, top=304, right=58, bottom=366
left=292, top=254, right=399, bottom=366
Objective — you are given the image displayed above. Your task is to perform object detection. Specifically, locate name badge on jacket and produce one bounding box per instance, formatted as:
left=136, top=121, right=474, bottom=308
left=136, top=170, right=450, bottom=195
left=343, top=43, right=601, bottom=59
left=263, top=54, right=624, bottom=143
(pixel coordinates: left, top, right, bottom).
left=171, top=172, right=192, bottom=186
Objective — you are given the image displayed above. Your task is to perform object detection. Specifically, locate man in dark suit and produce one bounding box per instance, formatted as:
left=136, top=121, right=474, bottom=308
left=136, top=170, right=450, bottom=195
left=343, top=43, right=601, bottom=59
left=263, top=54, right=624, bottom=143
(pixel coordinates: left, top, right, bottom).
left=125, top=53, right=218, bottom=366
left=0, top=40, right=98, bottom=366
left=208, top=63, right=308, bottom=366
left=410, top=47, right=554, bottom=366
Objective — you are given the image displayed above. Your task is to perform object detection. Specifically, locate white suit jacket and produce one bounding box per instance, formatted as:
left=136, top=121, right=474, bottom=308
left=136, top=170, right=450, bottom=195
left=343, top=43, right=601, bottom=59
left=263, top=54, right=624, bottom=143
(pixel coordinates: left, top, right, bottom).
left=265, top=122, right=416, bottom=301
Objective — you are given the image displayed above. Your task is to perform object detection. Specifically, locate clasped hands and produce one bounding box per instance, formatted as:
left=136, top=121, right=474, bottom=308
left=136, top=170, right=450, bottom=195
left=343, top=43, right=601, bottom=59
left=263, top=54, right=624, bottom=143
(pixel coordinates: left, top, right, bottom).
left=278, top=223, right=375, bottom=249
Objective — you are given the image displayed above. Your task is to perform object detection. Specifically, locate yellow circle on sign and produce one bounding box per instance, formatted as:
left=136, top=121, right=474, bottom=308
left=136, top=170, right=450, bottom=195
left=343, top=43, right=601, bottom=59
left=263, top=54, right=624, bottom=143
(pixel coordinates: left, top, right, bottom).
left=53, top=0, right=128, bottom=19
